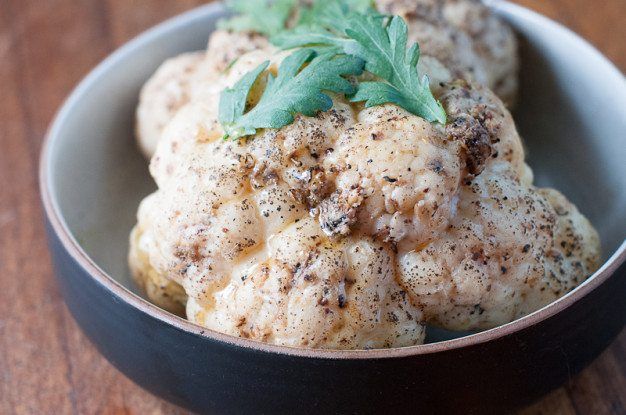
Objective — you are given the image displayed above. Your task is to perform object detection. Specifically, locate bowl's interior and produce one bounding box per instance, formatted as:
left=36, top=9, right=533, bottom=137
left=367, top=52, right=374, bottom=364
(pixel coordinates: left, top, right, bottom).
left=45, top=3, right=626, bottom=344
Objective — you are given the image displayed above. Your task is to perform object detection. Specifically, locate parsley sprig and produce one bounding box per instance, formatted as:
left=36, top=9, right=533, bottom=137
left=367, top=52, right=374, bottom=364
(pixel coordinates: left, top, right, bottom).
left=218, top=0, right=446, bottom=139
left=273, top=11, right=446, bottom=124
left=347, top=14, right=446, bottom=124
left=218, top=0, right=297, bottom=36
left=296, top=0, right=377, bottom=31
left=219, top=49, right=364, bottom=140
left=271, top=0, right=381, bottom=52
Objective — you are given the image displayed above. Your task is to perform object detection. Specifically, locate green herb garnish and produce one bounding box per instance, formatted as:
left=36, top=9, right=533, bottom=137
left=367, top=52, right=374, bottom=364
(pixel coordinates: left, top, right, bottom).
left=346, top=14, right=446, bottom=124
left=219, top=49, right=364, bottom=140
left=218, top=0, right=446, bottom=139
left=273, top=11, right=446, bottom=124
left=219, top=61, right=269, bottom=133
left=296, top=0, right=378, bottom=30
left=218, top=0, right=297, bottom=36
left=272, top=0, right=381, bottom=52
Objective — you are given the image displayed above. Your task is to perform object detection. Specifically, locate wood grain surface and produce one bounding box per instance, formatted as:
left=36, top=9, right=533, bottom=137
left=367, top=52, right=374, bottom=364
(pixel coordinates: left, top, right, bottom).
left=0, top=1, right=624, bottom=414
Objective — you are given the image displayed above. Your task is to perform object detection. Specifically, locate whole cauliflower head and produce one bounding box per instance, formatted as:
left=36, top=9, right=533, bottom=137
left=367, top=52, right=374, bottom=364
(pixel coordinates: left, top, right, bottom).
left=129, top=46, right=599, bottom=349
left=136, top=0, right=518, bottom=158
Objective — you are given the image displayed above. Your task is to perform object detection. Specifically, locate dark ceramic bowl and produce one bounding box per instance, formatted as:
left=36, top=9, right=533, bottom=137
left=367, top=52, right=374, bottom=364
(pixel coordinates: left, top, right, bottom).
left=40, top=2, right=626, bottom=414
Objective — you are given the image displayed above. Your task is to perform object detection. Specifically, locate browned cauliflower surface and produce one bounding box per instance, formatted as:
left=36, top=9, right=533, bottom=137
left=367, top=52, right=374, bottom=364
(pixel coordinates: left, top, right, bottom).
left=129, top=1, right=599, bottom=349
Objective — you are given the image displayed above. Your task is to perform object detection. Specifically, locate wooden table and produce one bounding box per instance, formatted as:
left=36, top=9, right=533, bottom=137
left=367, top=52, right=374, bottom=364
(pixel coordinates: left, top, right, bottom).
left=0, top=1, right=624, bottom=413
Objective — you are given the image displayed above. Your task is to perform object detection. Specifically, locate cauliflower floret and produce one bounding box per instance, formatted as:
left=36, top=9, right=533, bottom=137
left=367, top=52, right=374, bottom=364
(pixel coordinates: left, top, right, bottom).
left=136, top=0, right=518, bottom=158
left=136, top=31, right=271, bottom=158
left=129, top=44, right=599, bottom=349
left=198, top=29, right=270, bottom=75
left=322, top=105, right=462, bottom=248
left=397, top=164, right=600, bottom=330
left=133, top=88, right=426, bottom=348
left=188, top=217, right=424, bottom=349
left=129, top=197, right=188, bottom=316
left=136, top=52, right=205, bottom=158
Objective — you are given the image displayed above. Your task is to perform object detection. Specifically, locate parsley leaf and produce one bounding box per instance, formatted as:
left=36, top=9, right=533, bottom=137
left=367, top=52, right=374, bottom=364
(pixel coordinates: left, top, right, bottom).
left=219, top=49, right=364, bottom=140
left=271, top=25, right=354, bottom=55
left=218, top=0, right=297, bottom=36
left=272, top=0, right=380, bottom=51
left=219, top=61, right=269, bottom=126
left=347, top=14, right=446, bottom=124
left=273, top=11, right=446, bottom=124
left=297, top=0, right=377, bottom=31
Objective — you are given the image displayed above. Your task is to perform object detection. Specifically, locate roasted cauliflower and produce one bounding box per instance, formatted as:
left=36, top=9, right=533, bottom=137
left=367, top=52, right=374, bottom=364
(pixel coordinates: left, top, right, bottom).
left=129, top=0, right=598, bottom=350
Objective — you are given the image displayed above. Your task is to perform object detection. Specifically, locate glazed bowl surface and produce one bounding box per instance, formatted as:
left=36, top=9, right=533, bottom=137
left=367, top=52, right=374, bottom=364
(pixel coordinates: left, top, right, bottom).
left=41, top=2, right=626, bottom=413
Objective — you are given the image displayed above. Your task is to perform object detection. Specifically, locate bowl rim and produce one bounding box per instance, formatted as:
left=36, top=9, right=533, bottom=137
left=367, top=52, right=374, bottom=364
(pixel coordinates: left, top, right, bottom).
left=40, top=1, right=626, bottom=360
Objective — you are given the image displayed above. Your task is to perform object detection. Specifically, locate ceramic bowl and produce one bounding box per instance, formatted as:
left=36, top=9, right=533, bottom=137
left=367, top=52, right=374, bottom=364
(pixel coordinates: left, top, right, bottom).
left=40, top=2, right=626, bottom=413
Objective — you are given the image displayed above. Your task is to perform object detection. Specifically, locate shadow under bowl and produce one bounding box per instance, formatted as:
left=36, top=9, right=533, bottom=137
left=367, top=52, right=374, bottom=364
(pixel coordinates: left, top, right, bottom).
left=40, top=2, right=626, bottom=414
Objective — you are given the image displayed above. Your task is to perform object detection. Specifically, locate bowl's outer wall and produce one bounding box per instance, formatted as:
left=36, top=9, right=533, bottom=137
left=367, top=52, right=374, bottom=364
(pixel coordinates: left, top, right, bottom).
left=47, top=220, right=626, bottom=414
left=42, top=2, right=626, bottom=414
